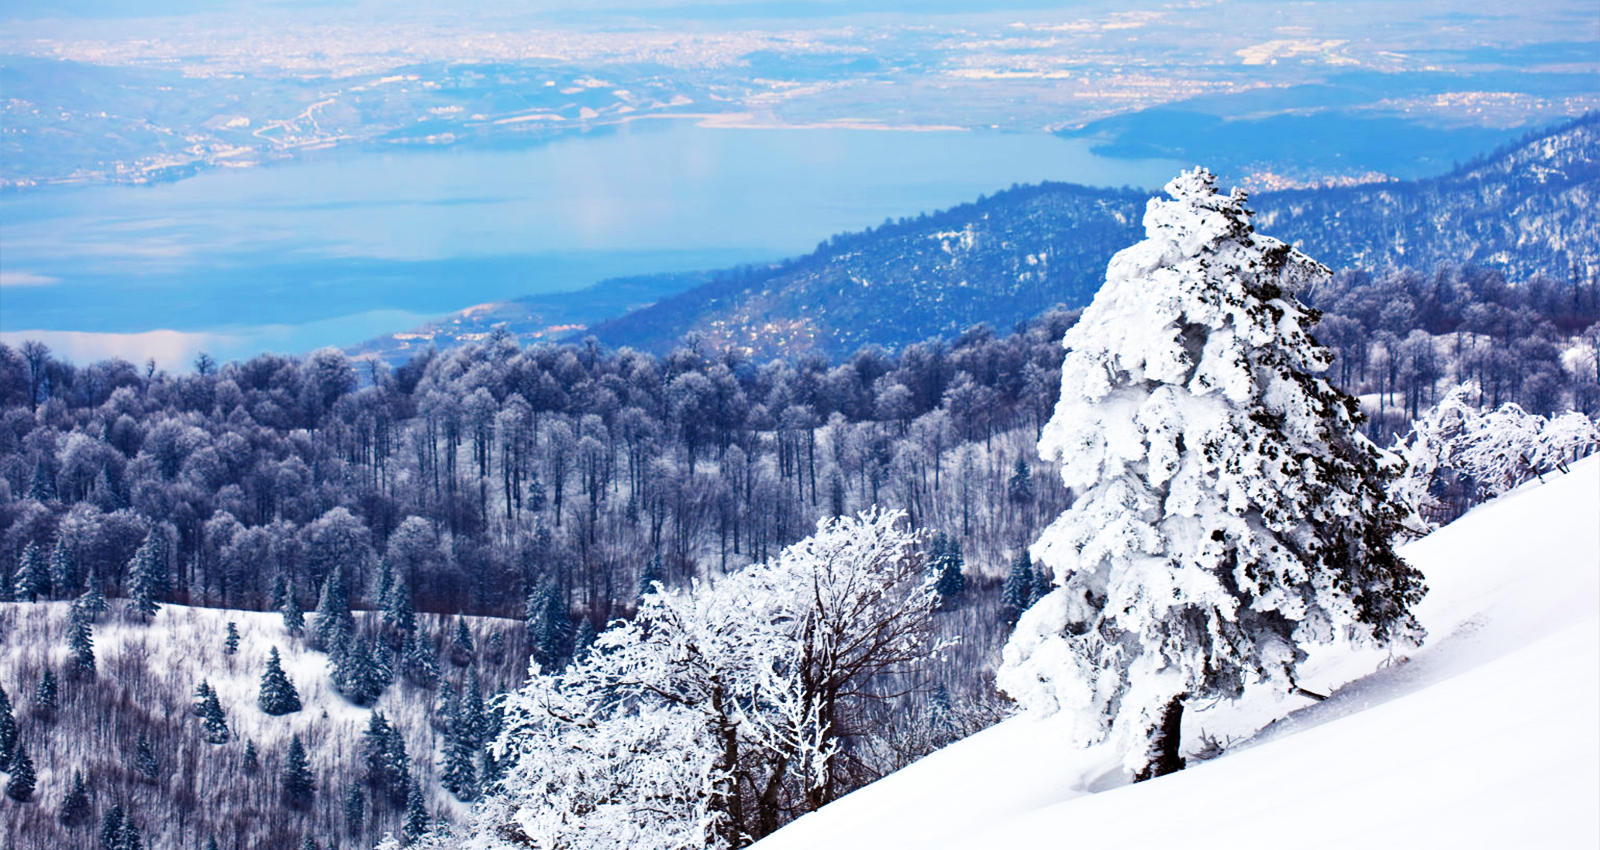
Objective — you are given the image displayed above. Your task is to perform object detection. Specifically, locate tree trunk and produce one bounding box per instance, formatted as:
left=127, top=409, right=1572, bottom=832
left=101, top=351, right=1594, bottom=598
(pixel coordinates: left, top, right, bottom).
left=1133, top=694, right=1187, bottom=782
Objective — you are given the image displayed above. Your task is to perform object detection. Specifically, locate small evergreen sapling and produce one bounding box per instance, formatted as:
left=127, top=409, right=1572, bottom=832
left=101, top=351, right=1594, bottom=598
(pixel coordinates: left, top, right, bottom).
left=126, top=533, right=163, bottom=620
left=1000, top=549, right=1035, bottom=626
left=49, top=540, right=79, bottom=598
left=401, top=776, right=429, bottom=842
left=223, top=621, right=241, bottom=655
left=0, top=684, right=18, bottom=770
left=449, top=616, right=475, bottom=667
left=35, top=668, right=59, bottom=719
left=14, top=541, right=49, bottom=602
left=100, top=805, right=126, bottom=850
left=243, top=739, right=260, bottom=773
left=281, top=582, right=305, bottom=636
left=69, top=607, right=97, bottom=679
left=259, top=647, right=302, bottom=716
left=134, top=733, right=159, bottom=781
left=199, top=685, right=230, bottom=744
left=344, top=785, right=367, bottom=838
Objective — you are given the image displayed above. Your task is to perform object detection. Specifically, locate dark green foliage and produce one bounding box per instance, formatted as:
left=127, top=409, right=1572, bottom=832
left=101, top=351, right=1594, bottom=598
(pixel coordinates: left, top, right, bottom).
left=193, top=679, right=216, bottom=716
left=402, top=776, right=429, bottom=843
left=69, top=608, right=97, bottom=678
left=313, top=569, right=351, bottom=651
left=134, top=733, right=159, bottom=781
left=6, top=742, right=35, bottom=801
left=119, top=818, right=144, bottom=850
left=243, top=739, right=259, bottom=773
left=526, top=581, right=572, bottom=671
left=199, top=684, right=230, bottom=744
left=929, top=533, right=966, bottom=602
left=59, top=769, right=91, bottom=826
left=383, top=574, right=417, bottom=639
left=1000, top=549, right=1035, bottom=626
left=223, top=621, right=240, bottom=655
left=400, top=630, right=440, bottom=687
left=440, top=723, right=479, bottom=802
left=0, top=684, right=16, bottom=770
left=35, top=668, right=59, bottom=718
left=258, top=646, right=302, bottom=715
left=76, top=577, right=107, bottom=622
left=449, top=615, right=475, bottom=667
left=331, top=633, right=385, bottom=706
left=15, top=540, right=49, bottom=602
left=363, top=711, right=410, bottom=806
left=1007, top=457, right=1034, bottom=504
left=281, top=580, right=305, bottom=636
left=343, top=785, right=366, bottom=838
left=486, top=631, right=507, bottom=665
left=28, top=455, right=56, bottom=501
left=100, top=805, right=125, bottom=850
left=282, top=735, right=315, bottom=809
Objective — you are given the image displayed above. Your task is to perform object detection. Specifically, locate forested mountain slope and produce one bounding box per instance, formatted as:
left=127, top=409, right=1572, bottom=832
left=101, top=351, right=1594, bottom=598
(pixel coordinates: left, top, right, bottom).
left=754, top=456, right=1600, bottom=850
left=588, top=114, right=1599, bottom=359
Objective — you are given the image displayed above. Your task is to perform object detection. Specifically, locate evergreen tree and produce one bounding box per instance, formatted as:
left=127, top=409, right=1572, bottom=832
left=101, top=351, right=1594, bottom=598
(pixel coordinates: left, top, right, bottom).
left=69, top=611, right=97, bottom=679
left=100, top=805, right=126, bottom=850
left=6, top=742, right=35, bottom=801
left=401, top=776, right=429, bottom=843
left=1000, top=549, right=1035, bottom=626
left=193, top=679, right=216, bottom=716
left=449, top=615, right=475, bottom=667
left=35, top=668, right=58, bottom=719
left=243, top=739, right=260, bottom=773
left=281, top=579, right=305, bottom=636
left=282, top=735, right=315, bottom=809
left=399, top=630, right=440, bottom=687
left=59, top=769, right=91, bottom=826
left=636, top=552, right=664, bottom=605
left=204, top=838, right=221, bottom=850
left=270, top=573, right=289, bottom=611
left=343, top=785, right=366, bottom=838
left=382, top=574, right=417, bottom=640
left=301, top=837, right=318, bottom=850
left=363, top=711, right=410, bottom=805
left=199, top=685, right=230, bottom=744
left=1007, top=457, right=1034, bottom=504
left=526, top=581, right=572, bottom=670
left=49, top=540, right=79, bottom=599
left=14, top=540, right=50, bottom=602
left=118, top=817, right=144, bottom=850
left=28, top=455, right=56, bottom=502
left=259, top=646, right=302, bottom=716
left=331, top=633, right=384, bottom=706
left=459, top=675, right=486, bottom=750
left=76, top=575, right=108, bottom=622
left=0, top=684, right=18, bottom=771
left=126, top=533, right=163, bottom=620
left=223, top=621, right=241, bottom=655
left=439, top=724, right=479, bottom=802
left=486, top=631, right=507, bottom=665
left=998, top=169, right=1427, bottom=782
left=572, top=617, right=597, bottom=661
left=312, top=569, right=350, bottom=651
left=134, top=733, right=159, bottom=781
left=930, top=533, right=966, bottom=602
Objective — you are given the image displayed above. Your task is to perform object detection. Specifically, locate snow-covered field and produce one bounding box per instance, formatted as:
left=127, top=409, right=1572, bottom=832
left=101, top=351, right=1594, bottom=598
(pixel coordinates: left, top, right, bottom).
left=756, top=455, right=1600, bottom=849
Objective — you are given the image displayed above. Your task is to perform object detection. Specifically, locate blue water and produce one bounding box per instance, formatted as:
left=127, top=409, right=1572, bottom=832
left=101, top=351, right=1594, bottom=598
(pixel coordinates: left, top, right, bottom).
left=0, top=121, right=1183, bottom=364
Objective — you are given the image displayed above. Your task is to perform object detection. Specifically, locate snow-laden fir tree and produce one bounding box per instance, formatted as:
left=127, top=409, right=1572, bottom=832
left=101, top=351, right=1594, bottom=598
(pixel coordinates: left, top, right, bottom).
left=402, top=776, right=431, bottom=843
left=400, top=630, right=440, bottom=687
left=101, top=805, right=126, bottom=849
left=244, top=740, right=260, bottom=773
left=34, top=669, right=57, bottom=719
left=68, top=611, right=97, bottom=679
left=1000, top=549, right=1035, bottom=626
left=76, top=575, right=107, bottom=623
left=344, top=784, right=367, bottom=838
left=59, top=769, right=91, bottom=826
left=134, top=733, right=159, bottom=781
left=15, top=540, right=49, bottom=602
left=259, top=647, right=302, bottom=716
left=997, top=168, right=1428, bottom=781
left=199, top=684, right=230, bottom=744
left=6, top=741, right=35, bottom=801
left=49, top=540, right=79, bottom=599
left=0, top=683, right=16, bottom=770
left=282, top=735, right=315, bottom=809
left=281, top=580, right=305, bottom=636
left=363, top=711, right=411, bottom=806
left=449, top=616, right=475, bottom=667
left=223, top=622, right=240, bottom=656
left=126, top=533, right=163, bottom=620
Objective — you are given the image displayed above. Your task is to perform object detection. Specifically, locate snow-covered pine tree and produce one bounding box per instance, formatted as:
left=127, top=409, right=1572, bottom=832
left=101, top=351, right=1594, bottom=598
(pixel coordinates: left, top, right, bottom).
left=34, top=668, right=57, bottom=719
left=1000, top=548, right=1035, bottom=625
left=76, top=574, right=107, bottom=622
left=15, top=540, right=49, bottom=602
left=243, top=740, right=260, bottom=773
left=68, top=610, right=97, bottom=679
left=126, top=533, right=163, bottom=620
left=400, top=630, right=440, bottom=687
left=100, top=804, right=126, bottom=850
left=59, top=769, right=91, bottom=826
left=401, top=776, right=430, bottom=842
left=929, top=533, right=965, bottom=602
left=282, top=735, right=315, bottom=809
left=383, top=574, right=417, bottom=641
left=49, top=540, right=79, bottom=599
left=199, top=685, right=230, bottom=744
left=281, top=578, right=305, bottom=636
left=332, top=634, right=384, bottom=706
left=525, top=581, right=572, bottom=670
left=439, top=725, right=479, bottom=802
left=363, top=711, right=410, bottom=806
left=6, top=741, right=35, bottom=801
left=119, top=818, right=145, bottom=850
left=0, top=684, right=16, bottom=770
left=344, top=785, right=366, bottom=839
left=997, top=168, right=1428, bottom=782
left=449, top=616, right=475, bottom=667
left=134, top=733, right=159, bottom=781
left=223, top=621, right=240, bottom=656
left=259, top=647, right=302, bottom=716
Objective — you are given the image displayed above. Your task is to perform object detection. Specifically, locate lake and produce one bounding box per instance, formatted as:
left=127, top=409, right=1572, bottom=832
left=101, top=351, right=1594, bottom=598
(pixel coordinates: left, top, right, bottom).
left=0, top=120, right=1183, bottom=366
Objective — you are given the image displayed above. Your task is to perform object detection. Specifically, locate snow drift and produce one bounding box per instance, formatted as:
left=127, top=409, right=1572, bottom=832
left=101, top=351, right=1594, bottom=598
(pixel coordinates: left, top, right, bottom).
left=755, top=455, right=1600, bottom=849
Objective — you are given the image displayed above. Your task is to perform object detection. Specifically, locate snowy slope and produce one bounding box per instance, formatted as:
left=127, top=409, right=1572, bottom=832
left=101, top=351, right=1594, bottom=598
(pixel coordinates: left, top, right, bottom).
left=756, top=456, right=1600, bottom=849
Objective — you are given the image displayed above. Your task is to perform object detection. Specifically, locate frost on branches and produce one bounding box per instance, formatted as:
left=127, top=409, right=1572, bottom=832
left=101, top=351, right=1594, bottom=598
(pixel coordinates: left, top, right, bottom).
left=997, top=168, right=1428, bottom=781
left=1390, top=382, right=1600, bottom=529
left=441, top=509, right=943, bottom=850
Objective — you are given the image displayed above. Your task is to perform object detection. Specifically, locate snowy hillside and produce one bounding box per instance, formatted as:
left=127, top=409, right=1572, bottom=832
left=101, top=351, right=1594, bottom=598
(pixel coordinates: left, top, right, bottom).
left=755, top=455, right=1600, bottom=849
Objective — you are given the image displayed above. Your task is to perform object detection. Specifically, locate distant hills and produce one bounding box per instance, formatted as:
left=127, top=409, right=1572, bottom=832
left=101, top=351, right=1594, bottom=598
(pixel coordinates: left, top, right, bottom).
left=358, top=113, right=1598, bottom=362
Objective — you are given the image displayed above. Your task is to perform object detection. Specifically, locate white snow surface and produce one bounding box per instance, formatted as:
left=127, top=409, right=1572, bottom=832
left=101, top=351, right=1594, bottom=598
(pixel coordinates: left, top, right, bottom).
left=755, top=455, right=1600, bottom=850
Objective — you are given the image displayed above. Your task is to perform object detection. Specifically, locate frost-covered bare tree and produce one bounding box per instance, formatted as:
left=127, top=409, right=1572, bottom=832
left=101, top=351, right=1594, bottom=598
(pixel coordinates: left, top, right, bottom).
left=440, top=509, right=942, bottom=849
left=998, top=169, right=1429, bottom=782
